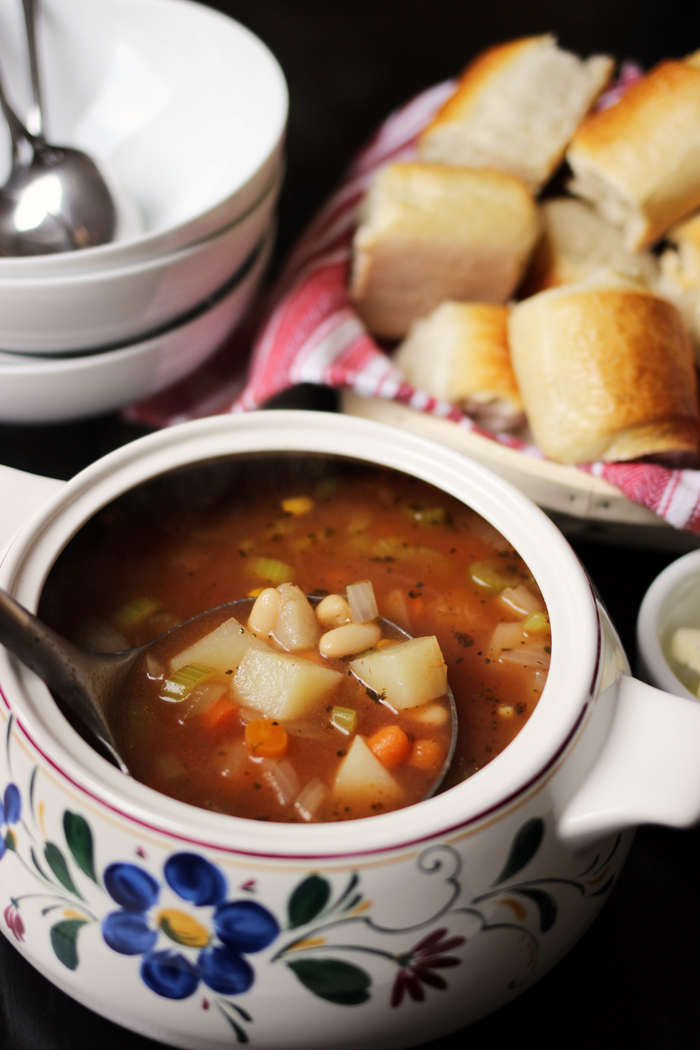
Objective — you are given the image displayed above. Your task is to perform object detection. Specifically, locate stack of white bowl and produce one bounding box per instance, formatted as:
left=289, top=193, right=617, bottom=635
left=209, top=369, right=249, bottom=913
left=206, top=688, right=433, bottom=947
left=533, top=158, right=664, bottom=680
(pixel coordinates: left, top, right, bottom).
left=0, top=0, right=287, bottom=423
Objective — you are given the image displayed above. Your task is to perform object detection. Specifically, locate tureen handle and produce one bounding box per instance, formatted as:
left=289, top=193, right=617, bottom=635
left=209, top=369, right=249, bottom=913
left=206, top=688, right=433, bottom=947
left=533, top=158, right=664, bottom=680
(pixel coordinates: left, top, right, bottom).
left=0, top=464, right=65, bottom=559
left=557, top=674, right=700, bottom=849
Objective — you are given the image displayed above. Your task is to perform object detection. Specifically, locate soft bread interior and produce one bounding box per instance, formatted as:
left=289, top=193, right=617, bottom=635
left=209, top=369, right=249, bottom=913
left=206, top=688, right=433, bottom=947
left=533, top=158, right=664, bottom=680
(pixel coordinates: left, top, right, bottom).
left=657, top=211, right=700, bottom=359
left=393, top=302, right=524, bottom=431
left=419, top=35, right=613, bottom=193
left=522, top=197, right=659, bottom=296
left=350, top=162, right=539, bottom=339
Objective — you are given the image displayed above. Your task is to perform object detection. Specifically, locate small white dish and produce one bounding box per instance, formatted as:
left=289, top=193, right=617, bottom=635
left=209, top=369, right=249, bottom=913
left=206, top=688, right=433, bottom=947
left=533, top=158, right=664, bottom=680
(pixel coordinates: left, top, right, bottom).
left=0, top=228, right=273, bottom=422
left=636, top=549, right=700, bottom=700
left=0, top=0, right=287, bottom=274
left=0, top=165, right=281, bottom=354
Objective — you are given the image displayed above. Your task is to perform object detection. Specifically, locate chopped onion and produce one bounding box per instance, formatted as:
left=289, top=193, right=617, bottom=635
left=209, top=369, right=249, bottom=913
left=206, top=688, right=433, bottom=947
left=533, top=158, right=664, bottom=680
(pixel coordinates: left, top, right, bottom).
left=78, top=618, right=127, bottom=654
left=216, top=740, right=248, bottom=778
left=498, top=646, right=551, bottom=670
left=263, top=758, right=300, bottom=807
left=347, top=580, right=378, bottom=624
left=499, top=585, right=542, bottom=618
left=294, top=777, right=327, bottom=821
left=145, top=653, right=165, bottom=679
left=181, top=681, right=227, bottom=720
left=238, top=706, right=262, bottom=725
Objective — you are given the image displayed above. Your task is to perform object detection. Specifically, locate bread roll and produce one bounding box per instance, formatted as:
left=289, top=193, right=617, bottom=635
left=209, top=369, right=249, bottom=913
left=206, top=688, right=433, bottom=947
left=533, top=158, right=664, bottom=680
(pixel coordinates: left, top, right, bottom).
left=418, top=35, right=613, bottom=193
left=394, top=302, right=523, bottom=431
left=508, top=275, right=700, bottom=464
left=657, top=212, right=700, bottom=359
left=522, top=197, right=659, bottom=296
left=567, top=58, right=700, bottom=250
left=350, top=162, right=539, bottom=340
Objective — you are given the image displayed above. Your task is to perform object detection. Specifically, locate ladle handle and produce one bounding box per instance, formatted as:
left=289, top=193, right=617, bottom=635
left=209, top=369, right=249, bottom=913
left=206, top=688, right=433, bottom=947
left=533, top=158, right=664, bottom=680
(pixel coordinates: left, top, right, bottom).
left=21, top=0, right=45, bottom=143
left=0, top=589, right=129, bottom=772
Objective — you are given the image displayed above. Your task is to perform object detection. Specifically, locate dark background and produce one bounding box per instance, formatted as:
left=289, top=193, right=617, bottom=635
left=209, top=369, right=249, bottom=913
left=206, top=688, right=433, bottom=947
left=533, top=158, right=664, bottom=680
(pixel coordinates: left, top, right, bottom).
left=2, top=0, right=700, bottom=1047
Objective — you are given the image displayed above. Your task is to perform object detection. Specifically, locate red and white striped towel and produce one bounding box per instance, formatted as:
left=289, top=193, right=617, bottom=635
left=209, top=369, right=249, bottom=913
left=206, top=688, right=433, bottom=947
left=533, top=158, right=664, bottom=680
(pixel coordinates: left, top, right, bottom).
left=127, top=65, right=700, bottom=533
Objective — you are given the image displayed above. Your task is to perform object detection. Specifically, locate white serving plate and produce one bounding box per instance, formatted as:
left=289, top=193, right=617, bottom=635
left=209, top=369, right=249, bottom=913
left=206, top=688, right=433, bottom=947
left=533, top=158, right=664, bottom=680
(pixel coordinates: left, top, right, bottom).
left=0, top=0, right=287, bottom=274
left=0, top=229, right=273, bottom=423
left=341, top=391, right=700, bottom=550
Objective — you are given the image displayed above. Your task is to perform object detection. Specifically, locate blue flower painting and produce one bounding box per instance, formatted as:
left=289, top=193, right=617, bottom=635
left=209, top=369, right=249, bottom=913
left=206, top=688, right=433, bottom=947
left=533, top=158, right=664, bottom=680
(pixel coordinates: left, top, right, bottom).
left=101, top=851, right=280, bottom=1000
left=0, top=783, right=21, bottom=860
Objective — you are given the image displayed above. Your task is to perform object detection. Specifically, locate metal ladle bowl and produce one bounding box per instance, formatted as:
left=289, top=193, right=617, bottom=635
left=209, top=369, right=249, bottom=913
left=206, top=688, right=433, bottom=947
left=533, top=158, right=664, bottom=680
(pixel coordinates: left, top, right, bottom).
left=0, top=0, right=116, bottom=255
left=0, top=591, right=458, bottom=803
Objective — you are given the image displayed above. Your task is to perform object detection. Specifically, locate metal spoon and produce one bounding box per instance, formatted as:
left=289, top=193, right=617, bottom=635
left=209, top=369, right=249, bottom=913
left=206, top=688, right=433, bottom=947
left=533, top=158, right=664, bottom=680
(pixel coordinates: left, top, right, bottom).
left=0, top=0, right=116, bottom=255
left=0, top=592, right=458, bottom=798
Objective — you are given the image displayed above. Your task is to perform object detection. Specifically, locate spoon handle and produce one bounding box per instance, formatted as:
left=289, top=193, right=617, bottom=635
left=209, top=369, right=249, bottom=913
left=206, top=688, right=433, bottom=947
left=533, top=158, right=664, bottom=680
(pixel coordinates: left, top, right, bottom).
left=0, top=56, right=33, bottom=164
left=21, top=0, right=45, bottom=143
left=0, top=589, right=130, bottom=772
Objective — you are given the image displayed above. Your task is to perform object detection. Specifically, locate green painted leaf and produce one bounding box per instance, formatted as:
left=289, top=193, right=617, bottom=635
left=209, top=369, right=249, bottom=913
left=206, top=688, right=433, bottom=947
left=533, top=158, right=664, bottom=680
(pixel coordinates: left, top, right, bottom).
left=28, top=765, right=39, bottom=822
left=287, top=958, right=371, bottom=1005
left=63, top=811, right=97, bottom=883
left=44, top=842, right=84, bottom=900
left=517, top=888, right=557, bottom=932
left=287, top=874, right=331, bottom=928
left=50, top=919, right=88, bottom=970
left=216, top=1001, right=250, bottom=1043
left=30, top=846, right=49, bottom=881
left=493, top=818, right=545, bottom=885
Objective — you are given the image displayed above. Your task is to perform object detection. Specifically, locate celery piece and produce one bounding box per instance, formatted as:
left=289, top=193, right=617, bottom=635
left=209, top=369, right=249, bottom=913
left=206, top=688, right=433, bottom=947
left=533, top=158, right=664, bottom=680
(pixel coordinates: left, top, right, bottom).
left=252, top=556, right=295, bottom=585
left=405, top=505, right=446, bottom=525
left=330, top=707, right=357, bottom=735
left=161, top=663, right=216, bottom=702
left=113, top=597, right=161, bottom=629
left=468, top=560, right=514, bottom=592
left=522, top=611, right=550, bottom=634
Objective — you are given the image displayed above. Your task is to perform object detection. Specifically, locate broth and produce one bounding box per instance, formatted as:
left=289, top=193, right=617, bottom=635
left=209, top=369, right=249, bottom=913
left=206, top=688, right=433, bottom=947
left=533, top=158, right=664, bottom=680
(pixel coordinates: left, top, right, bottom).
left=39, top=454, right=550, bottom=821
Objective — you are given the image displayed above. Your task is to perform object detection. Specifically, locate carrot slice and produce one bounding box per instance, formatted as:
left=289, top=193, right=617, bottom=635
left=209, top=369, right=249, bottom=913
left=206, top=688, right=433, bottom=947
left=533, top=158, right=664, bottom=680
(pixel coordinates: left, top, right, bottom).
left=408, top=739, right=442, bottom=770
left=245, top=719, right=289, bottom=758
left=367, top=725, right=411, bottom=768
left=199, top=696, right=239, bottom=732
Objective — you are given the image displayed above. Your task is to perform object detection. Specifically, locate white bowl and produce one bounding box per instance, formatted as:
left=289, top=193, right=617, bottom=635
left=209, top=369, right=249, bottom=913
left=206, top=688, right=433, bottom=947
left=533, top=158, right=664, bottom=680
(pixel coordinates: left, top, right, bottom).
left=0, top=165, right=281, bottom=353
left=0, top=227, right=272, bottom=422
left=0, top=0, right=287, bottom=275
left=637, top=550, right=700, bottom=700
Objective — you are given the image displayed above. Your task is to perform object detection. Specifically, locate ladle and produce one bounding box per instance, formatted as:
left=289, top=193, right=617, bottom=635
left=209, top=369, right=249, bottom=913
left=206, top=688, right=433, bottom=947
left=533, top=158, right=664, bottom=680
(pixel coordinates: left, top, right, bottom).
left=0, top=591, right=458, bottom=798
left=0, top=0, right=116, bottom=255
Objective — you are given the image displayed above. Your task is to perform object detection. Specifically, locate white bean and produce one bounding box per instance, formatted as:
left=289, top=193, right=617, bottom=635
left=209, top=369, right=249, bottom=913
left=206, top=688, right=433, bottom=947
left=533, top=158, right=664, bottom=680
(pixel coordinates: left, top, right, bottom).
left=248, top=588, right=281, bottom=636
left=316, top=593, right=352, bottom=629
left=319, top=622, right=382, bottom=659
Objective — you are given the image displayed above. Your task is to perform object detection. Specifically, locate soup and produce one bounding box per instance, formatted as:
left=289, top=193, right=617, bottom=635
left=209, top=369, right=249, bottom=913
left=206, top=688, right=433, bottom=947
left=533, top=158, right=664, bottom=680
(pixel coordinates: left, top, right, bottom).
left=39, top=454, right=550, bottom=821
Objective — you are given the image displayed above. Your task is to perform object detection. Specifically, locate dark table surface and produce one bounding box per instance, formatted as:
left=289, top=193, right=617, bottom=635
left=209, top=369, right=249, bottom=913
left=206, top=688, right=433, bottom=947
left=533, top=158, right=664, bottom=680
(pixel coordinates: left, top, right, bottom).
left=2, top=1, right=700, bottom=1047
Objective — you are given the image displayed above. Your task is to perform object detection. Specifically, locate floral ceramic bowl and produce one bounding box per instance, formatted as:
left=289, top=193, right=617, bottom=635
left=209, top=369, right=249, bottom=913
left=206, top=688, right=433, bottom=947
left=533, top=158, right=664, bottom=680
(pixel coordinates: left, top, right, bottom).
left=0, top=411, right=700, bottom=1050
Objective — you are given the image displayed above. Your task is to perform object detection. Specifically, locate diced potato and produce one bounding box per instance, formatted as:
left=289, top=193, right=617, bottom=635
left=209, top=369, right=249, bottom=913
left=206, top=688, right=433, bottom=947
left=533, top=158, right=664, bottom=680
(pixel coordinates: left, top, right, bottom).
left=170, top=617, right=268, bottom=674
left=332, top=735, right=402, bottom=802
left=489, top=621, right=527, bottom=655
left=273, top=584, right=321, bottom=651
left=233, top=649, right=342, bottom=720
left=350, top=636, right=448, bottom=709
left=671, top=628, right=700, bottom=676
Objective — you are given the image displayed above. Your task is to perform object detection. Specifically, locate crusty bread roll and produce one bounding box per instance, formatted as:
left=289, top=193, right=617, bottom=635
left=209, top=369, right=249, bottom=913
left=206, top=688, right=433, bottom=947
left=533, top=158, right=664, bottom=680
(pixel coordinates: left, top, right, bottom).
left=657, top=212, right=700, bottom=360
left=393, top=302, right=524, bottom=431
left=567, top=57, right=700, bottom=251
left=418, top=35, right=613, bottom=193
left=508, top=274, right=700, bottom=464
left=521, top=197, right=659, bottom=296
left=350, top=162, right=539, bottom=340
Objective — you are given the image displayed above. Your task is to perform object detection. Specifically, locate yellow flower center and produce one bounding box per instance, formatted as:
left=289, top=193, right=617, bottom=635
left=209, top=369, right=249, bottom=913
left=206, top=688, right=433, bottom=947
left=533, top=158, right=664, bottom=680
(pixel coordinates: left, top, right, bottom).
left=156, top=909, right=210, bottom=948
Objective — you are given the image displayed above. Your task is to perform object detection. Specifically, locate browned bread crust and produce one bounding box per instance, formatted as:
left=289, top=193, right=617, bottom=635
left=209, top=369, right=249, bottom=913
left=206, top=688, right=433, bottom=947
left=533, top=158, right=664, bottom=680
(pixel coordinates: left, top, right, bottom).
left=419, top=35, right=613, bottom=193
left=567, top=60, right=700, bottom=250
left=508, top=278, right=700, bottom=464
